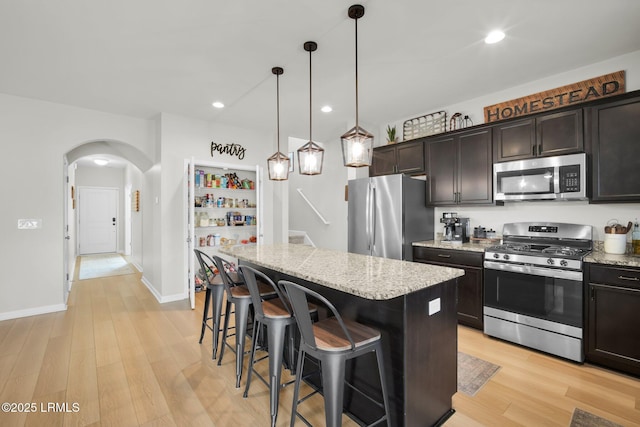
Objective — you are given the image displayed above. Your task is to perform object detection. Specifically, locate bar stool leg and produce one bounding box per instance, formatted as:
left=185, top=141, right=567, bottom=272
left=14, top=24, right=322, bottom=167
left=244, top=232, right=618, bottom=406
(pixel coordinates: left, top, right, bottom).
left=211, top=286, right=225, bottom=359
left=322, top=355, right=346, bottom=427
left=217, top=301, right=232, bottom=366
left=234, top=300, right=251, bottom=388
left=290, top=348, right=306, bottom=427
left=267, top=321, right=287, bottom=427
left=199, top=287, right=211, bottom=344
left=375, top=343, right=392, bottom=426
left=243, top=318, right=261, bottom=398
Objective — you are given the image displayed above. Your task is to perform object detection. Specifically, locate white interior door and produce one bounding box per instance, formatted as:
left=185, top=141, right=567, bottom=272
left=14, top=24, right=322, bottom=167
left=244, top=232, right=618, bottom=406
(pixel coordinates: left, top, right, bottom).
left=78, top=187, right=118, bottom=254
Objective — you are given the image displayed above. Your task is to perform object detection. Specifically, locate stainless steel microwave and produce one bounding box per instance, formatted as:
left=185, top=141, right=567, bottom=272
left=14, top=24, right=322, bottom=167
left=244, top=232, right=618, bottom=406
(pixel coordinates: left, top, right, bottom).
left=494, top=153, right=587, bottom=201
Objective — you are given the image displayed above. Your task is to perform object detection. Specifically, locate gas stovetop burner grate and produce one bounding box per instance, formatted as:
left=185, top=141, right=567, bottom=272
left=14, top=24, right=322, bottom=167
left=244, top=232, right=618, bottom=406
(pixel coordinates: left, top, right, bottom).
left=541, top=246, right=583, bottom=256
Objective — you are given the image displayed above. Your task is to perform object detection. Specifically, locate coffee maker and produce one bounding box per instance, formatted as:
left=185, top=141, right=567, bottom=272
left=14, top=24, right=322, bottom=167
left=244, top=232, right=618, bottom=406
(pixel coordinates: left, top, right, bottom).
left=440, top=212, right=470, bottom=243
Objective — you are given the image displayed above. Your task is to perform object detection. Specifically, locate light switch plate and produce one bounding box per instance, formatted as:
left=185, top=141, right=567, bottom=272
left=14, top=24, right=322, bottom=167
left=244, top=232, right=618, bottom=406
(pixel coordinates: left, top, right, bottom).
left=18, top=219, right=42, bottom=229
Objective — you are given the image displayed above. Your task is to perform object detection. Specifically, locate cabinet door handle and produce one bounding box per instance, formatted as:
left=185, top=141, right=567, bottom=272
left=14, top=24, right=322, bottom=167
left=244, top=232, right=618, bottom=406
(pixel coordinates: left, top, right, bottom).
left=437, top=254, right=451, bottom=258
left=618, top=275, right=640, bottom=282
left=538, top=144, right=542, bottom=156
left=532, top=145, right=536, bottom=156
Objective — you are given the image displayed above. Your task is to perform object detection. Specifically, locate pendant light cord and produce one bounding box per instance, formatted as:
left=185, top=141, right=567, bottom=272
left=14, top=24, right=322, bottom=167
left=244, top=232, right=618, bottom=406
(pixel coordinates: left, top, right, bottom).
left=276, top=72, right=281, bottom=152
left=354, top=16, right=359, bottom=129
left=309, top=46, right=313, bottom=144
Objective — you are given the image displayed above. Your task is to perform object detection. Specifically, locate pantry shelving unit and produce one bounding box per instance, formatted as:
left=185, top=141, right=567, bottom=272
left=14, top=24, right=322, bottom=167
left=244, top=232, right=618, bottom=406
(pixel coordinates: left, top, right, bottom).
left=185, top=158, right=262, bottom=309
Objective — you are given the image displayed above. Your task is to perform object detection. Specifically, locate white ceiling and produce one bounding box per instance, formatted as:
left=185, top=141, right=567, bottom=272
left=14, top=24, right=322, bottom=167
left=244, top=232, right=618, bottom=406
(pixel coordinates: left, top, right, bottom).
left=2, top=0, right=640, bottom=145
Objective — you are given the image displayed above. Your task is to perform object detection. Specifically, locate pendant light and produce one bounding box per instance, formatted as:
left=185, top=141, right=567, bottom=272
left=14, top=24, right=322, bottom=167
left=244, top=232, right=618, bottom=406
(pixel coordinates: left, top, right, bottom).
left=297, top=41, right=324, bottom=175
left=341, top=4, right=373, bottom=168
left=267, top=66, right=290, bottom=181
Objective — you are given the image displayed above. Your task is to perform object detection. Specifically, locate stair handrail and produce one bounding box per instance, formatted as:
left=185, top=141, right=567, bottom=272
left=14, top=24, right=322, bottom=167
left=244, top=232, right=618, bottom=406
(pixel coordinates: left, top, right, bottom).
left=296, top=188, right=330, bottom=225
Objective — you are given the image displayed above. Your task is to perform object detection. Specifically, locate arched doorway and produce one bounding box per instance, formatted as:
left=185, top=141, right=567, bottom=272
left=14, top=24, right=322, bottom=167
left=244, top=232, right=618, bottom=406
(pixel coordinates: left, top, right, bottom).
left=63, top=140, right=153, bottom=302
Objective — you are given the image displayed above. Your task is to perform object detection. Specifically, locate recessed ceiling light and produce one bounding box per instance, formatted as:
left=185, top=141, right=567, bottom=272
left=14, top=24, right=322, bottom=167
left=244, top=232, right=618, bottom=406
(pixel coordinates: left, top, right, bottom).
left=94, top=159, right=109, bottom=166
left=212, top=101, right=225, bottom=108
left=485, top=30, right=505, bottom=44
left=321, top=105, right=332, bottom=113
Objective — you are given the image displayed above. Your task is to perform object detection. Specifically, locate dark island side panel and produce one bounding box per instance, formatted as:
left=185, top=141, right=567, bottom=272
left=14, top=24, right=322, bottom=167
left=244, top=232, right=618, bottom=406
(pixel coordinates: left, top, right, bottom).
left=242, top=260, right=458, bottom=427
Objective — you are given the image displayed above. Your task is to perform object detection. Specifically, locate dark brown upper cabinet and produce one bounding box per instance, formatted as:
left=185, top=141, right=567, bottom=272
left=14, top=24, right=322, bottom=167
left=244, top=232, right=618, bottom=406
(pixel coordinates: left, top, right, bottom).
left=588, top=93, right=640, bottom=203
left=370, top=139, right=425, bottom=176
left=425, top=127, right=494, bottom=206
left=493, top=110, right=583, bottom=162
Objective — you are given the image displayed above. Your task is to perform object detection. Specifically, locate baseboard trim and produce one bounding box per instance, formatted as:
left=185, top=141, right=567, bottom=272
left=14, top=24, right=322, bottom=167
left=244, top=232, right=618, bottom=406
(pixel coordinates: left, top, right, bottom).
left=0, top=303, right=67, bottom=322
left=140, top=276, right=187, bottom=304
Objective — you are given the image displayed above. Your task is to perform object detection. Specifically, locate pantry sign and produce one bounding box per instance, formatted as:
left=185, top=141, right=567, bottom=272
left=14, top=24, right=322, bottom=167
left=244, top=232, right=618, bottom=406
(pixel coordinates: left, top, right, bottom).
left=211, top=141, right=246, bottom=160
left=484, top=70, right=625, bottom=123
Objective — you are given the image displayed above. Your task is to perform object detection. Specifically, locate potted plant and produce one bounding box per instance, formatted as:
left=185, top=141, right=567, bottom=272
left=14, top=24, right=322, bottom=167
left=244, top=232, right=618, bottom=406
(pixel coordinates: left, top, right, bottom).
left=386, top=125, right=398, bottom=144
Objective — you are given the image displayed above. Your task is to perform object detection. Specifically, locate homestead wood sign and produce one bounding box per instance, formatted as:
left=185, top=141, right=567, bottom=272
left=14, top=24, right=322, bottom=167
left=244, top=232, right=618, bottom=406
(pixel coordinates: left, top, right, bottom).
left=484, top=70, right=625, bottom=123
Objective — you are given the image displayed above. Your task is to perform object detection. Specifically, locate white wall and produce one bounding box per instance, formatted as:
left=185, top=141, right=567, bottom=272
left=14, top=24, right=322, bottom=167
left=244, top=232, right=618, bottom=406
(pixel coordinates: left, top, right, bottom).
left=156, top=113, right=277, bottom=301
left=381, top=50, right=640, bottom=146
left=126, top=164, right=144, bottom=269
left=0, top=93, right=154, bottom=320
left=288, top=137, right=348, bottom=251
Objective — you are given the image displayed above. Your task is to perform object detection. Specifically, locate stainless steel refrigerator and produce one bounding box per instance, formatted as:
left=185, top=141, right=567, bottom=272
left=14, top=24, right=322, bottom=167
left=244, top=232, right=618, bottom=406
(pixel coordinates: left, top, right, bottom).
left=348, top=174, right=434, bottom=261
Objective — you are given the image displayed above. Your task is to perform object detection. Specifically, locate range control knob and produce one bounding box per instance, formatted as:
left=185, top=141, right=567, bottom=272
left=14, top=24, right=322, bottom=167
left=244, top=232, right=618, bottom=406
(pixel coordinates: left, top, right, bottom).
left=560, top=260, right=568, bottom=267
left=503, top=254, right=510, bottom=261
left=493, top=253, right=500, bottom=259
left=547, top=258, right=555, bottom=265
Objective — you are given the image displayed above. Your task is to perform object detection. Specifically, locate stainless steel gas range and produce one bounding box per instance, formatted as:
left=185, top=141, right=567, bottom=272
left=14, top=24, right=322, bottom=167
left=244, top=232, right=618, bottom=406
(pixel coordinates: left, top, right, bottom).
left=483, top=222, right=593, bottom=362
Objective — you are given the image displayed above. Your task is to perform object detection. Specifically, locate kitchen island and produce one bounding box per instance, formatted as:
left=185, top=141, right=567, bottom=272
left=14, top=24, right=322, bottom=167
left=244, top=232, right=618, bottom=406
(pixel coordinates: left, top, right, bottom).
left=220, top=243, right=464, bottom=426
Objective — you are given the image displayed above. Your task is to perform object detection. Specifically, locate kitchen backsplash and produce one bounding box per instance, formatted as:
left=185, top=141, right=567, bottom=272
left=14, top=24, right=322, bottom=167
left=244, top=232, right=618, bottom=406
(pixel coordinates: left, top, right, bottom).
left=434, top=201, right=640, bottom=244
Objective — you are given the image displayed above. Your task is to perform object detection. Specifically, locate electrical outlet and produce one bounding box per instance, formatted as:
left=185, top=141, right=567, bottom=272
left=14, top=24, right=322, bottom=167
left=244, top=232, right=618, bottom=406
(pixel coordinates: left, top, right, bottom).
left=428, top=298, right=441, bottom=316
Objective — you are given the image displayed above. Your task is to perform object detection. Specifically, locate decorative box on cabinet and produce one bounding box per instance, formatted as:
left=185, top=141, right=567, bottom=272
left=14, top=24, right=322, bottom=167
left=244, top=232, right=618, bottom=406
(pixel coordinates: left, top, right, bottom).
left=425, top=127, right=494, bottom=206
left=588, top=93, right=640, bottom=203
left=493, top=109, right=583, bottom=162
left=586, top=263, right=640, bottom=376
left=370, top=139, right=425, bottom=176
left=413, top=246, right=483, bottom=329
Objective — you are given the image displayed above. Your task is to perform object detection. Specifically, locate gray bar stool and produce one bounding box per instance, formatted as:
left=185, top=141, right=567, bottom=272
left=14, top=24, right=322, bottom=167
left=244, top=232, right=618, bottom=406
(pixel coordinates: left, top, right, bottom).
left=213, top=255, right=276, bottom=388
left=193, top=249, right=242, bottom=359
left=240, top=266, right=314, bottom=427
left=280, top=280, right=391, bottom=427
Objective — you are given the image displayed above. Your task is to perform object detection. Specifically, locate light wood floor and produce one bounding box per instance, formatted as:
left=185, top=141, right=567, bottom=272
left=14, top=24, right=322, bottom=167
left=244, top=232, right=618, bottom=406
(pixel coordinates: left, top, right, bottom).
left=0, top=268, right=639, bottom=426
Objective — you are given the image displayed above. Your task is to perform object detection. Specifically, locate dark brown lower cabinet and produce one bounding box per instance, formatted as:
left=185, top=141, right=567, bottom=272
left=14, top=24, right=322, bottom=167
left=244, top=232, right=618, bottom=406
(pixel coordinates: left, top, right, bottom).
left=413, top=246, right=483, bottom=329
left=586, top=263, right=640, bottom=376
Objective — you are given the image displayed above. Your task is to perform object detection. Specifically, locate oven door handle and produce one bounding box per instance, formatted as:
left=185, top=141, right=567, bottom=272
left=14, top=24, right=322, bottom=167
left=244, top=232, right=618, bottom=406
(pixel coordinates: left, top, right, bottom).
left=484, top=260, right=583, bottom=281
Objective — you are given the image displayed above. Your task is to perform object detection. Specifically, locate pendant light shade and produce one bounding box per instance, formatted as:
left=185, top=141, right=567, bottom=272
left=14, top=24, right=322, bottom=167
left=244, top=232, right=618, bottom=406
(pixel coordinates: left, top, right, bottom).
left=268, top=66, right=290, bottom=181
left=341, top=4, right=373, bottom=168
left=298, top=41, right=324, bottom=175
left=341, top=124, right=374, bottom=167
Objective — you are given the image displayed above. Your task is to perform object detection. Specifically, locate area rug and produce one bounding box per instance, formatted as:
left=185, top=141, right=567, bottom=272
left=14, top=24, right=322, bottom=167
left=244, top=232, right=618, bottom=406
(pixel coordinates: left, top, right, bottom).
left=570, top=408, right=623, bottom=427
left=78, top=253, right=135, bottom=280
left=457, top=352, right=501, bottom=396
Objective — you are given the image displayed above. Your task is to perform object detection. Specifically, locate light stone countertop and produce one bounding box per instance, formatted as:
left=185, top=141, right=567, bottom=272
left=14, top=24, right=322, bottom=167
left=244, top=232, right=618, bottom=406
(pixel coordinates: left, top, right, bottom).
left=585, top=250, right=640, bottom=268
left=412, top=240, right=496, bottom=253
left=219, top=243, right=465, bottom=301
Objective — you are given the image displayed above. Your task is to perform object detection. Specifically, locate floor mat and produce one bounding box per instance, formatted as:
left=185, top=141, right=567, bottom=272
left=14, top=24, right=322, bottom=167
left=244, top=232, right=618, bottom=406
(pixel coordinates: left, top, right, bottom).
left=78, top=253, right=135, bottom=280
left=570, top=408, right=623, bottom=427
left=457, top=352, right=501, bottom=396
